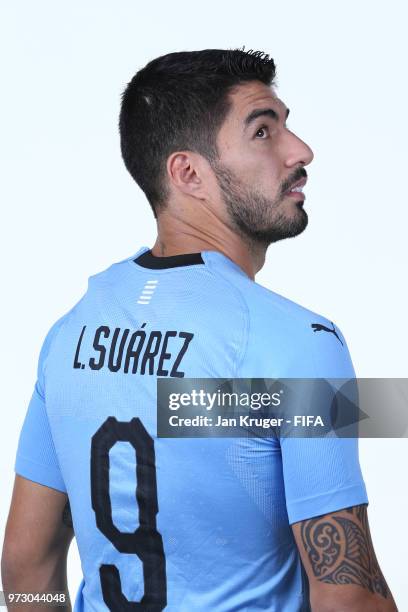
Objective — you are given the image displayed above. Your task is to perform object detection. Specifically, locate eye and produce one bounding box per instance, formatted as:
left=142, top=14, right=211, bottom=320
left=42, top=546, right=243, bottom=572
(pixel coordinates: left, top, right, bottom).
left=255, top=125, right=269, bottom=139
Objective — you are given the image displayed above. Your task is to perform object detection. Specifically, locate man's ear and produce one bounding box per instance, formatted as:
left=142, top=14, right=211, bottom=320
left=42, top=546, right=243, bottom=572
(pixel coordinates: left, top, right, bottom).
left=166, top=151, right=209, bottom=199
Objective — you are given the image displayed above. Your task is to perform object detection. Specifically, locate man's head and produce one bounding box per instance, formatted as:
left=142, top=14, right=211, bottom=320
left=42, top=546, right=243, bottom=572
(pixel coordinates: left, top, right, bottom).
left=119, top=48, right=314, bottom=247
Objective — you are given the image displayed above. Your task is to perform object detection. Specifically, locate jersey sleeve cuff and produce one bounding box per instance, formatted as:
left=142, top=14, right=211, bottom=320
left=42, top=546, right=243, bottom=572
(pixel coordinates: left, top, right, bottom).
left=287, top=482, right=369, bottom=525
left=14, top=455, right=67, bottom=494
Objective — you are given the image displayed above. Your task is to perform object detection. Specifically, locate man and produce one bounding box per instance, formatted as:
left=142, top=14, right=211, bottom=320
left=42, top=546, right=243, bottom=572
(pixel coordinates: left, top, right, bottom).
left=2, top=48, right=398, bottom=611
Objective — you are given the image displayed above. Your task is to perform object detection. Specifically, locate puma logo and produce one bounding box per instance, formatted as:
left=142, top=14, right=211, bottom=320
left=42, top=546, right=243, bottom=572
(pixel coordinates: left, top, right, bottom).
left=311, top=321, right=343, bottom=346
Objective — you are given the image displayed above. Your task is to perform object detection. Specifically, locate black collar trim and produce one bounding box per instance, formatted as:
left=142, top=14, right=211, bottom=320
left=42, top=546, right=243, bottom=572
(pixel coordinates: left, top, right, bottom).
left=134, top=249, right=204, bottom=270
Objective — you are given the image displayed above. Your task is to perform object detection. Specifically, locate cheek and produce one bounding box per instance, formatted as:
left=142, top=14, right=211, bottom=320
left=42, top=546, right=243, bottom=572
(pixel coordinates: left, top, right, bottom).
left=241, top=143, right=279, bottom=173
left=241, top=159, right=281, bottom=194
left=221, top=140, right=281, bottom=192
left=230, top=149, right=269, bottom=180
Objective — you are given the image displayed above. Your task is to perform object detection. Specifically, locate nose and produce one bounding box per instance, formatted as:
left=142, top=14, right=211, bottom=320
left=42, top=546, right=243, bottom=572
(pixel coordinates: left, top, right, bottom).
left=284, top=132, right=314, bottom=168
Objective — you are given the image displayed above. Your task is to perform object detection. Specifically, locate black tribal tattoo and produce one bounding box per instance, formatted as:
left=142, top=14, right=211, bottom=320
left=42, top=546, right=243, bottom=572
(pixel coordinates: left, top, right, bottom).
left=300, top=504, right=389, bottom=598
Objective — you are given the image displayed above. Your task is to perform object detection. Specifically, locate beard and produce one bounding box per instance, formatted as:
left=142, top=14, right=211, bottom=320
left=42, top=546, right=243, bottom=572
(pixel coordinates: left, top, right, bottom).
left=211, top=160, right=308, bottom=247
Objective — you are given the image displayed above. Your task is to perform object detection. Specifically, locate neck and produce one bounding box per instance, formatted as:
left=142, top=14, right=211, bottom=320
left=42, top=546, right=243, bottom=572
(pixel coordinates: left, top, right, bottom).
left=150, top=210, right=266, bottom=280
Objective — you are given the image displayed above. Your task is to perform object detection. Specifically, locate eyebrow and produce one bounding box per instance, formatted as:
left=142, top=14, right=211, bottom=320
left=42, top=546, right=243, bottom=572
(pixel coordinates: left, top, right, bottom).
left=243, top=106, right=290, bottom=130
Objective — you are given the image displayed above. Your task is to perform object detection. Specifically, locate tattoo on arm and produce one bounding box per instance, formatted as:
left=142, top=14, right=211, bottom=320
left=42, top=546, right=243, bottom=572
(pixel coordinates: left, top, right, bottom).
left=62, top=499, right=73, bottom=529
left=300, top=504, right=390, bottom=598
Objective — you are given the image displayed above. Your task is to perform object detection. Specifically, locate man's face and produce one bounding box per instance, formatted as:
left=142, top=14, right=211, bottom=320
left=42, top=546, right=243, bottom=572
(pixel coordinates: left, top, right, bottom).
left=211, top=81, right=314, bottom=246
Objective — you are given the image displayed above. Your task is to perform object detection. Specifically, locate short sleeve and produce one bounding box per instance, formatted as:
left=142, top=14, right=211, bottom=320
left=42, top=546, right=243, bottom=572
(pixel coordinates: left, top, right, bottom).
left=14, top=317, right=68, bottom=493
left=281, top=319, right=369, bottom=525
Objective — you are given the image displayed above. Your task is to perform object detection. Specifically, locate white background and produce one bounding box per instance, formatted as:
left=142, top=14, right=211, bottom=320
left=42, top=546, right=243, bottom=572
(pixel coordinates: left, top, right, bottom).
left=1, top=0, right=407, bottom=608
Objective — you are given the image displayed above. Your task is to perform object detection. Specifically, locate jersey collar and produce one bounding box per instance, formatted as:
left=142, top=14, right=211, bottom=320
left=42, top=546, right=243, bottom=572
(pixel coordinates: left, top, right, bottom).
left=133, top=248, right=204, bottom=269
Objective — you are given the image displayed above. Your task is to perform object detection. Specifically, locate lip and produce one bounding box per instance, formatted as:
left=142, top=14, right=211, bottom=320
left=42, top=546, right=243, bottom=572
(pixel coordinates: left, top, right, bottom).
left=284, top=177, right=307, bottom=195
left=285, top=190, right=305, bottom=201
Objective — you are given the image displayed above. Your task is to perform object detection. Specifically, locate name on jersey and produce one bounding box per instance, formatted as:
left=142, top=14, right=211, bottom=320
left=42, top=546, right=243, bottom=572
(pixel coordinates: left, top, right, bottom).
left=73, top=324, right=193, bottom=377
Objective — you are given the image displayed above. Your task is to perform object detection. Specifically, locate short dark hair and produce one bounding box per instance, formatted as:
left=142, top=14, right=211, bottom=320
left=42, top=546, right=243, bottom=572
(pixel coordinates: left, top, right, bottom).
left=119, top=47, right=277, bottom=218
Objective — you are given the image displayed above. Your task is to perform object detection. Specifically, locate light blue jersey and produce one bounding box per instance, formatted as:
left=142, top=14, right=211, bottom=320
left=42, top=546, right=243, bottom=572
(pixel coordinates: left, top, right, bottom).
left=14, top=246, right=368, bottom=611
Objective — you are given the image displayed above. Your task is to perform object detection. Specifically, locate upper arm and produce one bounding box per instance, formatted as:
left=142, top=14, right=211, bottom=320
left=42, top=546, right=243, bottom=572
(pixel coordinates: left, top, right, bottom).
left=292, top=504, right=398, bottom=611
left=280, top=318, right=369, bottom=524
left=282, top=319, right=397, bottom=609
left=14, top=316, right=68, bottom=493
left=2, top=475, right=74, bottom=571
left=3, top=317, right=73, bottom=572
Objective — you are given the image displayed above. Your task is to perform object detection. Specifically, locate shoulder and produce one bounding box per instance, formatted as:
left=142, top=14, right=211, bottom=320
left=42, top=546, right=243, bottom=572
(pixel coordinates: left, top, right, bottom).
left=37, top=262, right=112, bottom=369
left=235, top=274, right=341, bottom=336
left=232, top=278, right=355, bottom=378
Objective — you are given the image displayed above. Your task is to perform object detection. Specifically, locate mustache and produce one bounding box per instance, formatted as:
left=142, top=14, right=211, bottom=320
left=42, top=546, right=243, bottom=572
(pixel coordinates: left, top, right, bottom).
left=282, top=168, right=307, bottom=194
